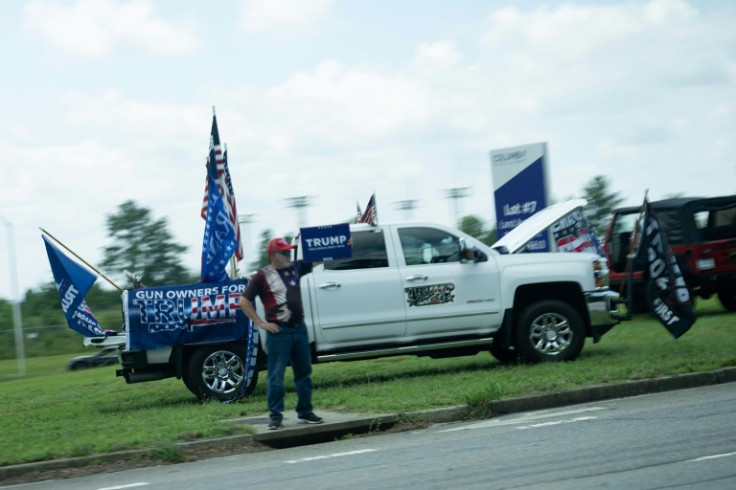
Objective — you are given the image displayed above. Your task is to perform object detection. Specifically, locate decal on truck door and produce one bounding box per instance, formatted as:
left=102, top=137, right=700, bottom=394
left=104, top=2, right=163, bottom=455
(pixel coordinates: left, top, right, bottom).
left=405, top=283, right=455, bottom=307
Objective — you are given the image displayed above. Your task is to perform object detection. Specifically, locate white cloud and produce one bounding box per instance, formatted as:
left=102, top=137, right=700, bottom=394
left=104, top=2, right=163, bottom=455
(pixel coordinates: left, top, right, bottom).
left=412, top=41, right=462, bottom=72
left=23, top=0, right=200, bottom=58
left=238, top=0, right=333, bottom=33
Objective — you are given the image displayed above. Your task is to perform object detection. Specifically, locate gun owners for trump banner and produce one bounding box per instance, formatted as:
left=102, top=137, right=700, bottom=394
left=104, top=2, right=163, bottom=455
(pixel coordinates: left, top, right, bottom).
left=124, top=279, right=251, bottom=351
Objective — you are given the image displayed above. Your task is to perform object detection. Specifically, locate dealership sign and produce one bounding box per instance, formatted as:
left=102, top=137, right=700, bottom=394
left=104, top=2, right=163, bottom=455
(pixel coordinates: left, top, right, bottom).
left=490, top=142, right=550, bottom=252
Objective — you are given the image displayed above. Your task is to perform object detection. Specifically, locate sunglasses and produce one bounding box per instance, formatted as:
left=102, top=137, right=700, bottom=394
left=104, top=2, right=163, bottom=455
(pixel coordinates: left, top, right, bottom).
left=278, top=250, right=291, bottom=256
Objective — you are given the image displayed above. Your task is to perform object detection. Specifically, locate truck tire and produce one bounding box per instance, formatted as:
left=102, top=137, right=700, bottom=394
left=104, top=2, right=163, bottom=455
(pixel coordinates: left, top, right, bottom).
left=514, top=300, right=585, bottom=363
left=184, top=343, right=258, bottom=401
left=717, top=289, right=736, bottom=312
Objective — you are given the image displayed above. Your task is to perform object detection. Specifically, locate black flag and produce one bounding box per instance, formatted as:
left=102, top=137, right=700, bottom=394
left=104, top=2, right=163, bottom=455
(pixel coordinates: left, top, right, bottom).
left=636, top=198, right=696, bottom=338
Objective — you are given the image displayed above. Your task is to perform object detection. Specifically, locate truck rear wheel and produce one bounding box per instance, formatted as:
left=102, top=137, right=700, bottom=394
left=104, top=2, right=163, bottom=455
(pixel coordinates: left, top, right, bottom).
left=184, top=342, right=258, bottom=401
left=514, top=300, right=584, bottom=363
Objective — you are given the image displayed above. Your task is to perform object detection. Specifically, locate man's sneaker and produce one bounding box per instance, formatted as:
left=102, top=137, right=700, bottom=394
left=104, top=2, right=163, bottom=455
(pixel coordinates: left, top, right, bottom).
left=298, top=412, right=324, bottom=424
left=268, top=417, right=283, bottom=430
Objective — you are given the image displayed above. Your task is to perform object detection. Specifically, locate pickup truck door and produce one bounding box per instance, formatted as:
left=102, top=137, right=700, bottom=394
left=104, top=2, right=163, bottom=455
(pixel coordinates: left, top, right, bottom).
left=307, top=228, right=407, bottom=347
left=395, top=226, right=502, bottom=338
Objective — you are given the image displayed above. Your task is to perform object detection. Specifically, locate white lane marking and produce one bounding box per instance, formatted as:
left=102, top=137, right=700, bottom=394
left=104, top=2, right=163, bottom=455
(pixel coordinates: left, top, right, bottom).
left=285, top=449, right=377, bottom=464
left=97, top=484, right=149, bottom=490
left=441, top=406, right=608, bottom=432
left=516, top=416, right=597, bottom=429
left=688, top=451, right=736, bottom=462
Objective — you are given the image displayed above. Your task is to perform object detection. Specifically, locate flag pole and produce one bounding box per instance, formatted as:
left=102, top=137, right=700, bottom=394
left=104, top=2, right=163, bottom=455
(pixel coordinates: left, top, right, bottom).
left=618, top=190, right=649, bottom=298
left=39, top=227, right=123, bottom=292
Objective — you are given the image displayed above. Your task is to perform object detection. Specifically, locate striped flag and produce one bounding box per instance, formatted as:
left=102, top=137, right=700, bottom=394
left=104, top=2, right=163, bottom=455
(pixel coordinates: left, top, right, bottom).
left=200, top=114, right=244, bottom=261
left=356, top=193, right=377, bottom=226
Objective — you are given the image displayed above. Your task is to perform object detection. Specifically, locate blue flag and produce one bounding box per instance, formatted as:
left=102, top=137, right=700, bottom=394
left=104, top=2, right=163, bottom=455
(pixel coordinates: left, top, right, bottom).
left=42, top=235, right=105, bottom=337
left=201, top=164, right=237, bottom=283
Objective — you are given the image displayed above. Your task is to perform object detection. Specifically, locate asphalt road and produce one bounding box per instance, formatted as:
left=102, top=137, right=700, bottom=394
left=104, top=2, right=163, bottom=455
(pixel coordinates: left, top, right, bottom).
left=6, top=382, right=735, bottom=490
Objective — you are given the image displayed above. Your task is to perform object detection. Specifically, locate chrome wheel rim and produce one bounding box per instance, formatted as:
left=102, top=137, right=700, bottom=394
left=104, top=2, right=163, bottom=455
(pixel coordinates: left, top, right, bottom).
left=528, top=312, right=573, bottom=356
left=201, top=350, right=245, bottom=395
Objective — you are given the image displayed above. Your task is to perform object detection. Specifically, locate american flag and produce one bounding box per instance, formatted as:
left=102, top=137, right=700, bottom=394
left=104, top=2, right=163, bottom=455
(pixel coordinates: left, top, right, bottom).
left=200, top=114, right=244, bottom=261
left=356, top=193, right=377, bottom=226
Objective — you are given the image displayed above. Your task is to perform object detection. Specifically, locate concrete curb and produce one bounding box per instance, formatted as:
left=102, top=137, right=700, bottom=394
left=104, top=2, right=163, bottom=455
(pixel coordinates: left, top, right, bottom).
left=487, top=367, right=736, bottom=414
left=3, top=367, right=735, bottom=482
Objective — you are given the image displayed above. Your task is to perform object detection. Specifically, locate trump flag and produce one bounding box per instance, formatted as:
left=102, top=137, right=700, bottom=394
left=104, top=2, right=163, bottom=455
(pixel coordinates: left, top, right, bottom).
left=42, top=235, right=105, bottom=337
left=636, top=198, right=696, bottom=338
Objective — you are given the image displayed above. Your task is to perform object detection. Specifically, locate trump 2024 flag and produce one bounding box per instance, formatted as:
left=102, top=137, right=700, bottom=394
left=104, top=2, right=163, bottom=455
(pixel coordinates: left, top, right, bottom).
left=637, top=199, right=696, bottom=338
left=42, top=235, right=105, bottom=337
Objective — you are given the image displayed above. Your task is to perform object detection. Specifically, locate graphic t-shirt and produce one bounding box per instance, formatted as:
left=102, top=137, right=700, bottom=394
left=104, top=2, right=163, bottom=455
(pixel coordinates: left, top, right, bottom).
left=243, top=261, right=313, bottom=324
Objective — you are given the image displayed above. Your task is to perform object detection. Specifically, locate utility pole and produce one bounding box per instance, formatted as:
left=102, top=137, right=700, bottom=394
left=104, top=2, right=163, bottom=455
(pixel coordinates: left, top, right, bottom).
left=0, top=212, right=25, bottom=376
left=443, top=187, right=472, bottom=226
left=394, top=200, right=419, bottom=221
left=285, top=196, right=314, bottom=229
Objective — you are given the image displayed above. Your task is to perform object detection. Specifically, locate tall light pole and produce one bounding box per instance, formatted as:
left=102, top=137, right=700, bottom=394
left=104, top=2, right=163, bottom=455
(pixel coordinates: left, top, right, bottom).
left=394, top=200, right=419, bottom=221
left=443, top=187, right=472, bottom=226
left=237, top=213, right=256, bottom=270
left=285, top=196, right=314, bottom=229
left=0, top=212, right=25, bottom=376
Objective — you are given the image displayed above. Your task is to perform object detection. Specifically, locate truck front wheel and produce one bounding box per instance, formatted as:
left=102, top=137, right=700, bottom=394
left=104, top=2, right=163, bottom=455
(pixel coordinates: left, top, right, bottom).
left=515, top=300, right=585, bottom=363
left=184, top=343, right=258, bottom=401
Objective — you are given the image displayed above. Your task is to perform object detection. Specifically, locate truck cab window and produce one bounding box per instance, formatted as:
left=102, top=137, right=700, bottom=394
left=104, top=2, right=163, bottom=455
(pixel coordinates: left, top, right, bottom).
left=323, top=230, right=389, bottom=270
left=398, top=227, right=461, bottom=265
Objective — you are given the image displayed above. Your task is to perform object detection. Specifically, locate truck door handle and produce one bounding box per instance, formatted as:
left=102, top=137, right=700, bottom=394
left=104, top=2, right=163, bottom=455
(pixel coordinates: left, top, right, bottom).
left=318, top=282, right=341, bottom=290
left=405, top=275, right=428, bottom=282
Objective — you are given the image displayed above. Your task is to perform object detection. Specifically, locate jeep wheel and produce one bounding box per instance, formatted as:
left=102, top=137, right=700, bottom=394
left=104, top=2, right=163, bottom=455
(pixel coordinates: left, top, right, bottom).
left=514, top=300, right=585, bottom=363
left=717, top=289, right=736, bottom=312
left=184, top=343, right=258, bottom=401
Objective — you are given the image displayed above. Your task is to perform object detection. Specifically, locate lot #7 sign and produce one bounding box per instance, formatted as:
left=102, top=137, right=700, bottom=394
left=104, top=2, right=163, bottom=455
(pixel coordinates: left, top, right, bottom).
left=490, top=142, right=550, bottom=252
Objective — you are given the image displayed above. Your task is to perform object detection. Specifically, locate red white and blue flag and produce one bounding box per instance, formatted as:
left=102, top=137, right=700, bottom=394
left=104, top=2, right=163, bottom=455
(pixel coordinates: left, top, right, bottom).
left=356, top=193, right=377, bottom=226
left=200, top=114, right=244, bottom=261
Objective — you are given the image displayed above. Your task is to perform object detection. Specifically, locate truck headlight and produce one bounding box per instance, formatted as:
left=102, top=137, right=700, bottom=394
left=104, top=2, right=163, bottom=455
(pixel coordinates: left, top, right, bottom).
left=593, top=256, right=610, bottom=288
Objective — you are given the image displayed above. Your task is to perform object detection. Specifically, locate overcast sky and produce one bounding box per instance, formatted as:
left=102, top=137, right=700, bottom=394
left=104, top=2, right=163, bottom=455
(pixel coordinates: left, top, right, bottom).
left=1, top=0, right=735, bottom=300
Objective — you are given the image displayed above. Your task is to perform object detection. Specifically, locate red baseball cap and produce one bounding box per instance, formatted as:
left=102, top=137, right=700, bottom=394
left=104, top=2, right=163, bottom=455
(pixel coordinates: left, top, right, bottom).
left=267, top=237, right=296, bottom=253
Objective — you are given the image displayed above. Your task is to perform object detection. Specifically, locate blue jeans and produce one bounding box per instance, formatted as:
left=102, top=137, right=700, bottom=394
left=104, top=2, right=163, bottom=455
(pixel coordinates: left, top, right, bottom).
left=266, top=322, right=313, bottom=419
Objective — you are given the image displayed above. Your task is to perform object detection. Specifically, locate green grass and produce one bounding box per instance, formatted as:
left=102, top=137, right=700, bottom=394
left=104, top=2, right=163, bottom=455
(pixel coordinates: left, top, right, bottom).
left=1, top=298, right=734, bottom=467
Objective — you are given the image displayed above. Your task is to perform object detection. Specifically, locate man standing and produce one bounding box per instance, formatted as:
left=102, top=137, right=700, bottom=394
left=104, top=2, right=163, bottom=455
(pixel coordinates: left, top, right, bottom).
left=239, top=237, right=324, bottom=430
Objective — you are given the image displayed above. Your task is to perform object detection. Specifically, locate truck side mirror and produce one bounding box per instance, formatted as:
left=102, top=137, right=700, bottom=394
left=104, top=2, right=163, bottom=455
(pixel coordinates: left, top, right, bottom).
left=459, top=238, right=487, bottom=263
left=458, top=238, right=473, bottom=262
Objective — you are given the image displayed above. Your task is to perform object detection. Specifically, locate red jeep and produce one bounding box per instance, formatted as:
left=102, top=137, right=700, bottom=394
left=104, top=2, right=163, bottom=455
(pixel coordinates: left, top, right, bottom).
left=603, top=195, right=736, bottom=312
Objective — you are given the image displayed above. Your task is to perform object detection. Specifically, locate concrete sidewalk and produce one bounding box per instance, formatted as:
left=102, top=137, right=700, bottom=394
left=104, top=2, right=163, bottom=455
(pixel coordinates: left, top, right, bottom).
left=2, top=367, right=736, bottom=482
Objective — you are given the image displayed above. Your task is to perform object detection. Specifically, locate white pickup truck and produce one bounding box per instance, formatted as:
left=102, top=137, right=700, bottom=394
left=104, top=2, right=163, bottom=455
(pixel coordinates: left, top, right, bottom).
left=92, top=200, right=625, bottom=401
